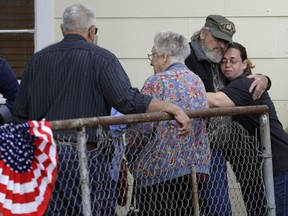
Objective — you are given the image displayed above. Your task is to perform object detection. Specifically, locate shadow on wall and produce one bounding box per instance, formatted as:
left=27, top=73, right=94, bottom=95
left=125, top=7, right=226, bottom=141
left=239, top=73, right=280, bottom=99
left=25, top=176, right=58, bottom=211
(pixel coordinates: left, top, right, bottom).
left=285, top=126, right=288, bottom=133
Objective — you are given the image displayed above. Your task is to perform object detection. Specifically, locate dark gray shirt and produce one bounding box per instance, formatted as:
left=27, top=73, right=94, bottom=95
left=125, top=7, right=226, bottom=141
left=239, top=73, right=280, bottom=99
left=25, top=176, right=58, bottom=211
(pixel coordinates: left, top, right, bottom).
left=13, top=34, right=152, bottom=142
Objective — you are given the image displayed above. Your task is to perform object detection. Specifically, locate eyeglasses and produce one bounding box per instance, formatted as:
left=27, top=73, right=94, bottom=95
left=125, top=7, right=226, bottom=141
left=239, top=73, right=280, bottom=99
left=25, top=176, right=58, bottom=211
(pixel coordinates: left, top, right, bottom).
left=88, top=26, right=98, bottom=35
left=220, top=58, right=241, bottom=64
left=147, top=53, right=155, bottom=61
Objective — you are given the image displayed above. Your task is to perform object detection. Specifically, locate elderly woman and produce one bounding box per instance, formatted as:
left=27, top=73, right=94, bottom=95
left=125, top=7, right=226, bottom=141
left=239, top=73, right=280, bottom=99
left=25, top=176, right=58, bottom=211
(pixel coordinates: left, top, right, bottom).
left=125, top=31, right=211, bottom=215
left=207, top=42, right=288, bottom=216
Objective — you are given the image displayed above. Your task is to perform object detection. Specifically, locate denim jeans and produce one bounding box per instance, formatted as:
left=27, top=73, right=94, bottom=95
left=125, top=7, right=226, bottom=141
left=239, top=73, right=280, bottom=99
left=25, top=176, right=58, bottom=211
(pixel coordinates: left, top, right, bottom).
left=45, top=145, right=117, bottom=216
left=274, top=170, right=288, bottom=216
left=198, top=149, right=232, bottom=216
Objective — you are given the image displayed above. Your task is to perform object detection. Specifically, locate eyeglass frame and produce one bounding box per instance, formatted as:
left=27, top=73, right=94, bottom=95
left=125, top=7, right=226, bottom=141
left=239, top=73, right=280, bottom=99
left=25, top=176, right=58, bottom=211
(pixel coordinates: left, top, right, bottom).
left=220, top=58, right=242, bottom=65
left=147, top=53, right=156, bottom=61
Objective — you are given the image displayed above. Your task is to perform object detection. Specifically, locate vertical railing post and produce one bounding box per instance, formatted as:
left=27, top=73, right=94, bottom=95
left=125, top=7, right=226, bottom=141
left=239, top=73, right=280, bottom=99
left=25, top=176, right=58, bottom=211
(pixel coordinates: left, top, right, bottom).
left=77, top=127, right=92, bottom=216
left=259, top=113, right=276, bottom=216
left=191, top=165, right=200, bottom=216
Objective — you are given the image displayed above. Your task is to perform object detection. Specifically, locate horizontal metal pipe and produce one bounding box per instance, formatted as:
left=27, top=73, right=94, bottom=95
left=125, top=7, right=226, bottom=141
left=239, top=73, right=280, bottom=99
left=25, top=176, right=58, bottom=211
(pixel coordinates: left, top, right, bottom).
left=50, top=105, right=269, bottom=131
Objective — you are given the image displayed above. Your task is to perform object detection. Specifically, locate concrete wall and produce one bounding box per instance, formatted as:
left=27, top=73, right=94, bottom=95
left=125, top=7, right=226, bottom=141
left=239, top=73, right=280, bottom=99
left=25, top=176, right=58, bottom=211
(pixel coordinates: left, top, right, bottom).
left=53, top=0, right=288, bottom=128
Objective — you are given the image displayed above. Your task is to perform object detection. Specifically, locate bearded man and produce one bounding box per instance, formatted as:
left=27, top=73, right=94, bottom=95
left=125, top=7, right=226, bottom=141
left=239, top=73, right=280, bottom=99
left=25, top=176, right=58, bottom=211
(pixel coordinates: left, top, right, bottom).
left=185, top=14, right=270, bottom=216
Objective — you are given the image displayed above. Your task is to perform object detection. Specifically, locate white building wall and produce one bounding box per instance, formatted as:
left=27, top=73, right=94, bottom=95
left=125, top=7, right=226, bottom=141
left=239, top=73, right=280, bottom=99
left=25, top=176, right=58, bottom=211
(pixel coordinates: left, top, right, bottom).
left=52, top=0, right=288, bottom=128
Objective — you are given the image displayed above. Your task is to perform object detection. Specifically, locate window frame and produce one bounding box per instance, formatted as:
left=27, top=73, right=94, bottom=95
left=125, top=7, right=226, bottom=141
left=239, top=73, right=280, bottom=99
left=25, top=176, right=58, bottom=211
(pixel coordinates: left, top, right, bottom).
left=35, top=0, right=53, bottom=52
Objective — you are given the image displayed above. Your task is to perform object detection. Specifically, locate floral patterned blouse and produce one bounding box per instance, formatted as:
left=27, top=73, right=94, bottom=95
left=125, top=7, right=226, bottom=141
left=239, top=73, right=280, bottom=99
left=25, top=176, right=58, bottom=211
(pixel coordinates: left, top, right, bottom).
left=127, top=63, right=211, bottom=188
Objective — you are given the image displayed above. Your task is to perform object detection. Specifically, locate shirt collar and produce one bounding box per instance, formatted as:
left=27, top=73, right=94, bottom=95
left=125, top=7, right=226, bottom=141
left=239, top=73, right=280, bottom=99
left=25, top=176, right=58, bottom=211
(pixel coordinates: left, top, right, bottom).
left=165, top=63, right=187, bottom=71
left=63, top=34, right=87, bottom=41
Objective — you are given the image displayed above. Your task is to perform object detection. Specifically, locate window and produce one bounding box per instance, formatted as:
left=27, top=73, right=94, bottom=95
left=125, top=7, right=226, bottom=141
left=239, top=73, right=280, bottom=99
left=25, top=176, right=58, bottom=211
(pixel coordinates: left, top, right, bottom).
left=0, top=0, right=34, bottom=79
left=0, top=0, right=53, bottom=79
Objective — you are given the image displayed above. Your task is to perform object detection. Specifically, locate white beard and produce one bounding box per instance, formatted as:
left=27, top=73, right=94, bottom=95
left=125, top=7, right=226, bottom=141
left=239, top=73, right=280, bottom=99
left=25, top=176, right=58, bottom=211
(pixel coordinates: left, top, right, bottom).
left=202, top=44, right=223, bottom=63
left=205, top=51, right=222, bottom=63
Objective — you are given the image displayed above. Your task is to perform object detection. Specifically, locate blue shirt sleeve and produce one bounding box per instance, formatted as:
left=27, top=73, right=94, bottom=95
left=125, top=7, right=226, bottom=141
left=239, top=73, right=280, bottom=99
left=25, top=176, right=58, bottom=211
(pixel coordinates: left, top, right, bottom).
left=0, top=59, right=19, bottom=123
left=110, top=108, right=127, bottom=136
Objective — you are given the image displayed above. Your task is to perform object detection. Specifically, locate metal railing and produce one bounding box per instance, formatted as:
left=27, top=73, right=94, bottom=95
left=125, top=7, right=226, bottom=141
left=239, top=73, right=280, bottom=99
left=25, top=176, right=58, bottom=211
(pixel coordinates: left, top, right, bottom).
left=45, top=105, right=275, bottom=216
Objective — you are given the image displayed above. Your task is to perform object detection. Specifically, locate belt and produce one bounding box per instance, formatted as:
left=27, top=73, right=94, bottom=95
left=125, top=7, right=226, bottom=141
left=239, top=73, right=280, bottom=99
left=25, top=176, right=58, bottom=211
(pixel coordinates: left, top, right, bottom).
left=86, top=142, right=98, bottom=151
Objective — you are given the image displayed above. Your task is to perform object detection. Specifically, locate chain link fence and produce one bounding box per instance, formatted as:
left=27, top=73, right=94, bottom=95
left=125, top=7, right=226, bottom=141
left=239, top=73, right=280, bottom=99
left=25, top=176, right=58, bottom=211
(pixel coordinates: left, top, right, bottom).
left=45, top=105, right=275, bottom=216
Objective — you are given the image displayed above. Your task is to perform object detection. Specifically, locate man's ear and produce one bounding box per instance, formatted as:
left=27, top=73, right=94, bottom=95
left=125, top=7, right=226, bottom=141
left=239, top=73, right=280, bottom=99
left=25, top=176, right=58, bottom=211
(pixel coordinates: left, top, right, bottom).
left=199, top=27, right=206, bottom=40
left=60, top=24, right=65, bottom=37
left=87, top=27, right=95, bottom=42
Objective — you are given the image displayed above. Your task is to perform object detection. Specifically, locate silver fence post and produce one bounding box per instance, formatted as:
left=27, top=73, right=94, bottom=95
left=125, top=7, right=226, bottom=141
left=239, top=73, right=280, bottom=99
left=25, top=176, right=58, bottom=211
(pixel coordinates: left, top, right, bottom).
left=77, top=127, right=92, bottom=216
left=260, top=113, right=276, bottom=216
left=191, top=165, right=200, bottom=216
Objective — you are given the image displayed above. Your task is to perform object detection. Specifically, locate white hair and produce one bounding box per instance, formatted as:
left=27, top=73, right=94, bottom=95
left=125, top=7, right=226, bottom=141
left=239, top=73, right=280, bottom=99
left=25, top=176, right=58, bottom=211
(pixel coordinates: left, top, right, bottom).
left=62, top=3, right=96, bottom=33
left=153, top=31, right=190, bottom=63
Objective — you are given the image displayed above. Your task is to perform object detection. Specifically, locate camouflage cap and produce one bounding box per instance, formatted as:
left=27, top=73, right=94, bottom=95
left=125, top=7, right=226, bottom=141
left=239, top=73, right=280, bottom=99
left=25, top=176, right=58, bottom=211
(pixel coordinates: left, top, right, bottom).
left=205, top=15, right=236, bottom=43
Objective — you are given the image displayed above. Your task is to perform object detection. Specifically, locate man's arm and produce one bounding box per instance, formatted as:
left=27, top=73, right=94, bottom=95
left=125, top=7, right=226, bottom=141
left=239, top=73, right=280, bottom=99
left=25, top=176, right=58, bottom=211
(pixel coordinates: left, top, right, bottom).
left=247, top=74, right=270, bottom=100
left=0, top=59, right=20, bottom=124
left=146, top=98, right=191, bottom=135
left=0, top=106, right=13, bottom=125
left=207, top=92, right=235, bottom=108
